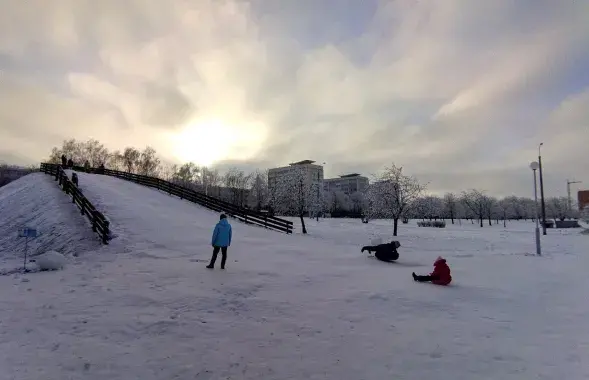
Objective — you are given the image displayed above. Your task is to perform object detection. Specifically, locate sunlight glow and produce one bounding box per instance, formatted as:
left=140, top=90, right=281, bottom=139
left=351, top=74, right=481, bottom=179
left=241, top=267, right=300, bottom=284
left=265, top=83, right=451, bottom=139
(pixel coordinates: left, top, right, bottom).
left=167, top=118, right=267, bottom=167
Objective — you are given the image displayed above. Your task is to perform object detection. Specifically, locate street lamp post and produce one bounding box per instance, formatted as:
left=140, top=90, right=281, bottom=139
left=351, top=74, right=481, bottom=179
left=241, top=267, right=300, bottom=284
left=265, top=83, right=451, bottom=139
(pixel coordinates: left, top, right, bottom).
left=530, top=161, right=542, bottom=256
left=538, top=143, right=547, bottom=235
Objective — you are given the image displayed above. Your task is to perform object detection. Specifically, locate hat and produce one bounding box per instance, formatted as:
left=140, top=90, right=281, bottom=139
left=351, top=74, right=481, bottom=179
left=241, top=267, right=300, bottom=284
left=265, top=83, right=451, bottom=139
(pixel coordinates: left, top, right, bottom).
left=435, top=256, right=444, bottom=262
left=220, top=214, right=227, bottom=220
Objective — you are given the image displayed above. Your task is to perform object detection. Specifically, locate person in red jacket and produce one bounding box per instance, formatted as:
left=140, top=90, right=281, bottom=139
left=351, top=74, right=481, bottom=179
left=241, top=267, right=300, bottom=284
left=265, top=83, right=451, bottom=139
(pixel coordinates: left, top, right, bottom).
left=412, top=256, right=452, bottom=285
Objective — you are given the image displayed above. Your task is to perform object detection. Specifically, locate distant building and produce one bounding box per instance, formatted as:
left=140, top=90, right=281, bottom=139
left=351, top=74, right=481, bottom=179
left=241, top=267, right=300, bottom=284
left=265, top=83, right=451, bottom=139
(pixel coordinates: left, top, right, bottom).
left=578, top=190, right=589, bottom=211
left=268, top=160, right=324, bottom=192
left=323, top=173, right=369, bottom=195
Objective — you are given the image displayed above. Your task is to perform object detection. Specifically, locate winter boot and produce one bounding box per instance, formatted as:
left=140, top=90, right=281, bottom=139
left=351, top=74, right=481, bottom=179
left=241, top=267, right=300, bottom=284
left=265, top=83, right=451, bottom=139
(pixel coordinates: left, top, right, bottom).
left=412, top=272, right=417, bottom=281
left=206, top=264, right=214, bottom=269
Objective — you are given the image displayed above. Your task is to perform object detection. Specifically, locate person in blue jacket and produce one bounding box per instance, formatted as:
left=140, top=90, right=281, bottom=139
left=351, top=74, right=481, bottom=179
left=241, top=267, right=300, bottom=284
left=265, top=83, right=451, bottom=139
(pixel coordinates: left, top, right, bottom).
left=206, top=214, right=232, bottom=269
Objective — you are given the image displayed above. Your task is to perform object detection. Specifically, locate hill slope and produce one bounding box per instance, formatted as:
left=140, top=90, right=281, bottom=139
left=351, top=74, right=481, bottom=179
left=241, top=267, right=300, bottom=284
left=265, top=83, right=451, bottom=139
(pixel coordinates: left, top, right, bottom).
left=70, top=171, right=285, bottom=257
left=0, top=173, right=101, bottom=268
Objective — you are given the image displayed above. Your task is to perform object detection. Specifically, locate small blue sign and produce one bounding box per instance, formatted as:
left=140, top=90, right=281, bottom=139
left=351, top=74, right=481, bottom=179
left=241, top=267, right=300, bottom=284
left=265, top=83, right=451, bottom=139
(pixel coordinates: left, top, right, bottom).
left=18, top=228, right=38, bottom=238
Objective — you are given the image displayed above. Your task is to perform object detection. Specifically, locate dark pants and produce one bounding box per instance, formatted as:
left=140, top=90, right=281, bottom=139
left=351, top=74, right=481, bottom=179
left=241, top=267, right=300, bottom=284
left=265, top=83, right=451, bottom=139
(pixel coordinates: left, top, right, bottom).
left=414, top=274, right=439, bottom=282
left=208, top=246, right=228, bottom=268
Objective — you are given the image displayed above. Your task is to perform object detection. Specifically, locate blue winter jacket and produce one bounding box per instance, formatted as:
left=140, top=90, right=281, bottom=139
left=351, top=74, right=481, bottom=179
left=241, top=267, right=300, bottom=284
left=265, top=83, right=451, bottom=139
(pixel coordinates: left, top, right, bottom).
left=211, top=218, right=232, bottom=247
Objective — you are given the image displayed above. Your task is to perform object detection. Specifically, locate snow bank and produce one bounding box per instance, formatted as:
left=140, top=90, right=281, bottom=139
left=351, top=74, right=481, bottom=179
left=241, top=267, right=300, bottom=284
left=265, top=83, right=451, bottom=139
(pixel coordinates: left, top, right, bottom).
left=31, top=250, right=67, bottom=271
left=0, top=173, right=101, bottom=268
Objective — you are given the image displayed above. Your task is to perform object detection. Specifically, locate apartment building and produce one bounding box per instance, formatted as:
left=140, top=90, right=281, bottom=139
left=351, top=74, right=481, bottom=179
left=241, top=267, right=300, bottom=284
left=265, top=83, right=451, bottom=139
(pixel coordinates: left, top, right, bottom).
left=578, top=190, right=589, bottom=211
left=323, top=173, right=369, bottom=195
left=268, top=160, right=324, bottom=192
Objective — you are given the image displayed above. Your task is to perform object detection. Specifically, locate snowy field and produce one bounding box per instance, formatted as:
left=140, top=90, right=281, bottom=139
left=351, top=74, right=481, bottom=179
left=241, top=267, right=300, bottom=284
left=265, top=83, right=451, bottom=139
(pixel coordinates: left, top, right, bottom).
left=1, top=173, right=588, bottom=380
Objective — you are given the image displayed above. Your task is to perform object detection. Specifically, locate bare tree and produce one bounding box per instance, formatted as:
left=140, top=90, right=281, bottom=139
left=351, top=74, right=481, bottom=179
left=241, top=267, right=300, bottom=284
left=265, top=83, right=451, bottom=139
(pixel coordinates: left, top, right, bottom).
left=122, top=147, right=141, bottom=173
left=157, top=162, right=178, bottom=182
left=81, top=139, right=109, bottom=167
left=137, top=147, right=160, bottom=176
left=365, top=164, right=426, bottom=236
left=107, top=150, right=126, bottom=171
left=173, top=162, right=199, bottom=187
left=461, top=189, right=487, bottom=227
left=223, top=168, right=252, bottom=207
left=249, top=169, right=269, bottom=211
left=497, top=198, right=511, bottom=227
left=483, top=195, right=497, bottom=226
left=443, top=193, right=458, bottom=224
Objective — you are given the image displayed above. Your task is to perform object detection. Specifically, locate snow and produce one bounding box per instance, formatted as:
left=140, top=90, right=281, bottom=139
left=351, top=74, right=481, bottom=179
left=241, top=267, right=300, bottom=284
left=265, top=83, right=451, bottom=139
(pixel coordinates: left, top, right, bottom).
left=32, top=251, right=67, bottom=271
left=0, top=173, right=101, bottom=271
left=1, top=172, right=589, bottom=379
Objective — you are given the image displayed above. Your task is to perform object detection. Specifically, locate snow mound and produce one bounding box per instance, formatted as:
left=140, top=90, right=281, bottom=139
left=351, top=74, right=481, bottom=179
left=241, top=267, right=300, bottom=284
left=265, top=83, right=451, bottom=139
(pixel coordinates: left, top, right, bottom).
left=0, top=173, right=101, bottom=267
left=31, top=250, right=66, bottom=270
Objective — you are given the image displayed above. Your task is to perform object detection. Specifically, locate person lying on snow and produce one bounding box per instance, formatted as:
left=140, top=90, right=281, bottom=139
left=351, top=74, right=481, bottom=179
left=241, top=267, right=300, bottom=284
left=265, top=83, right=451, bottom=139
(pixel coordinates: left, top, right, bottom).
left=412, top=256, right=452, bottom=285
left=361, top=241, right=400, bottom=262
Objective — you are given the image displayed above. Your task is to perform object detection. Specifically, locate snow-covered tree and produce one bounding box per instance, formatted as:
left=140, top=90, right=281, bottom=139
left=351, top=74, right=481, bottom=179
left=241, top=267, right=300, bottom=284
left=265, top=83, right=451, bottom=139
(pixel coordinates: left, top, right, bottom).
left=546, top=197, right=571, bottom=221
left=272, top=165, right=321, bottom=234
left=364, top=164, right=426, bottom=236
left=418, top=195, right=444, bottom=220
left=326, top=190, right=352, bottom=214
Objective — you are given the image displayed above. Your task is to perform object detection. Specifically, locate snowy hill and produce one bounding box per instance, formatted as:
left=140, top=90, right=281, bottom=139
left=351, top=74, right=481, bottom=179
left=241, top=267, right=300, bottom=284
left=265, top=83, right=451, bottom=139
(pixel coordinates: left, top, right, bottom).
left=0, top=172, right=588, bottom=379
left=68, top=171, right=290, bottom=256
left=0, top=173, right=101, bottom=269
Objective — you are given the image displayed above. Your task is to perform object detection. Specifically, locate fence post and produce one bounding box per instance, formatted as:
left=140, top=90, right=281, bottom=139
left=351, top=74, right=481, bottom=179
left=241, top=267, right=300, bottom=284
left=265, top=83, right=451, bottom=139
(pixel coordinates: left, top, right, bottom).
left=72, top=190, right=76, bottom=204
left=80, top=200, right=85, bottom=216
left=54, top=168, right=59, bottom=181
left=102, top=221, right=110, bottom=244
left=91, top=211, right=98, bottom=232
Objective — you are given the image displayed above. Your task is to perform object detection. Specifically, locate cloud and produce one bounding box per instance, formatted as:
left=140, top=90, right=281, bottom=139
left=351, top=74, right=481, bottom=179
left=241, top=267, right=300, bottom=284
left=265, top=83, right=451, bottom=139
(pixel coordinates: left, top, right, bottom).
left=0, top=0, right=588, bottom=197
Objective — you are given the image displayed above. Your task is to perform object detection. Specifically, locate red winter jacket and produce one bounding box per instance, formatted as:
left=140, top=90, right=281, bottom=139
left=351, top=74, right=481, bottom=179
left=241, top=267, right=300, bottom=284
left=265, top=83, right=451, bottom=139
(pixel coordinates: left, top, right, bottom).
left=430, top=258, right=452, bottom=286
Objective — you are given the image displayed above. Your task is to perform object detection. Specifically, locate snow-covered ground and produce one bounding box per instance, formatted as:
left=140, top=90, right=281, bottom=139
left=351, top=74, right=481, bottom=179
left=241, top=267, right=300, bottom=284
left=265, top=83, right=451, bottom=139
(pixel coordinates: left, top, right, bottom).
left=1, top=172, right=588, bottom=380
left=0, top=173, right=101, bottom=271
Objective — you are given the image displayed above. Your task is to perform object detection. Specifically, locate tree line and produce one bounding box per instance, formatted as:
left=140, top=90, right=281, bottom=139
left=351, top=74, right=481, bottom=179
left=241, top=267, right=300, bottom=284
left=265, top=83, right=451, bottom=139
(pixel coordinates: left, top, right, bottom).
left=46, top=139, right=580, bottom=235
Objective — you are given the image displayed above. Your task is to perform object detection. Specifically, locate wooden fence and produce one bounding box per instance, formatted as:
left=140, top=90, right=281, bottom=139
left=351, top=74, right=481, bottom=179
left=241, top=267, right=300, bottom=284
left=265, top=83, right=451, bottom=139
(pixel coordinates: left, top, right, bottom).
left=40, top=163, right=111, bottom=244
left=58, top=164, right=293, bottom=234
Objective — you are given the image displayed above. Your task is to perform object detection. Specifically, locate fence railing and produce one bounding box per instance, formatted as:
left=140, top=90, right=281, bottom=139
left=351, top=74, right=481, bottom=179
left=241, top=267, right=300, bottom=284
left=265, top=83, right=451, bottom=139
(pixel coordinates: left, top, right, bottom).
left=40, top=163, right=111, bottom=244
left=59, top=164, right=293, bottom=234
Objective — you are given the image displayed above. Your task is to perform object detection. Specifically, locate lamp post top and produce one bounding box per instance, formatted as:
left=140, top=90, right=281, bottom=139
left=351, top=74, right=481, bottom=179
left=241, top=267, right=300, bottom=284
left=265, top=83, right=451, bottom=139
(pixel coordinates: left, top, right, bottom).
left=530, top=161, right=539, bottom=171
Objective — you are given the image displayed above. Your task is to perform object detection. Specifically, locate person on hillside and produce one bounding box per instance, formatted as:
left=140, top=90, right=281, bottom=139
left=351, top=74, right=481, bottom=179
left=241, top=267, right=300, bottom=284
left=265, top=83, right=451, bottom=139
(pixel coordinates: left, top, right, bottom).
left=412, top=256, right=452, bottom=286
left=206, top=214, right=232, bottom=270
left=66, top=158, right=74, bottom=168
left=61, top=155, right=67, bottom=167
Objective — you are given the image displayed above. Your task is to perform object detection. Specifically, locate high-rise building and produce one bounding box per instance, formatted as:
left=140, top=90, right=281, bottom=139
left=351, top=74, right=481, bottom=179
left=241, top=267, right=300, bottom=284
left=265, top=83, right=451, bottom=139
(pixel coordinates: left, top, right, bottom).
left=323, top=173, right=369, bottom=195
left=268, top=160, right=324, bottom=192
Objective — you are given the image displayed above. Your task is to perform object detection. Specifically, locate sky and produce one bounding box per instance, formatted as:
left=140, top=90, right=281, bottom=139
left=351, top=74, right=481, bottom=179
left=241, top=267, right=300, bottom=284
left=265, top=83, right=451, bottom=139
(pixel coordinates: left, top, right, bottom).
left=0, top=0, right=588, bottom=198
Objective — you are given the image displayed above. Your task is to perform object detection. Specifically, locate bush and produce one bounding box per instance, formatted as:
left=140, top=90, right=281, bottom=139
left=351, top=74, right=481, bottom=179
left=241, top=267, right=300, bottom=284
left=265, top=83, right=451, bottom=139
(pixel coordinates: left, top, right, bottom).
left=417, top=220, right=446, bottom=228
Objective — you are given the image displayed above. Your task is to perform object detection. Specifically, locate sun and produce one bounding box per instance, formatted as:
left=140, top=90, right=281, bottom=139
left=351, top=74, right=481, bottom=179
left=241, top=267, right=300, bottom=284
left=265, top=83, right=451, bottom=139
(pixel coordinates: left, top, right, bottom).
left=168, top=118, right=267, bottom=167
